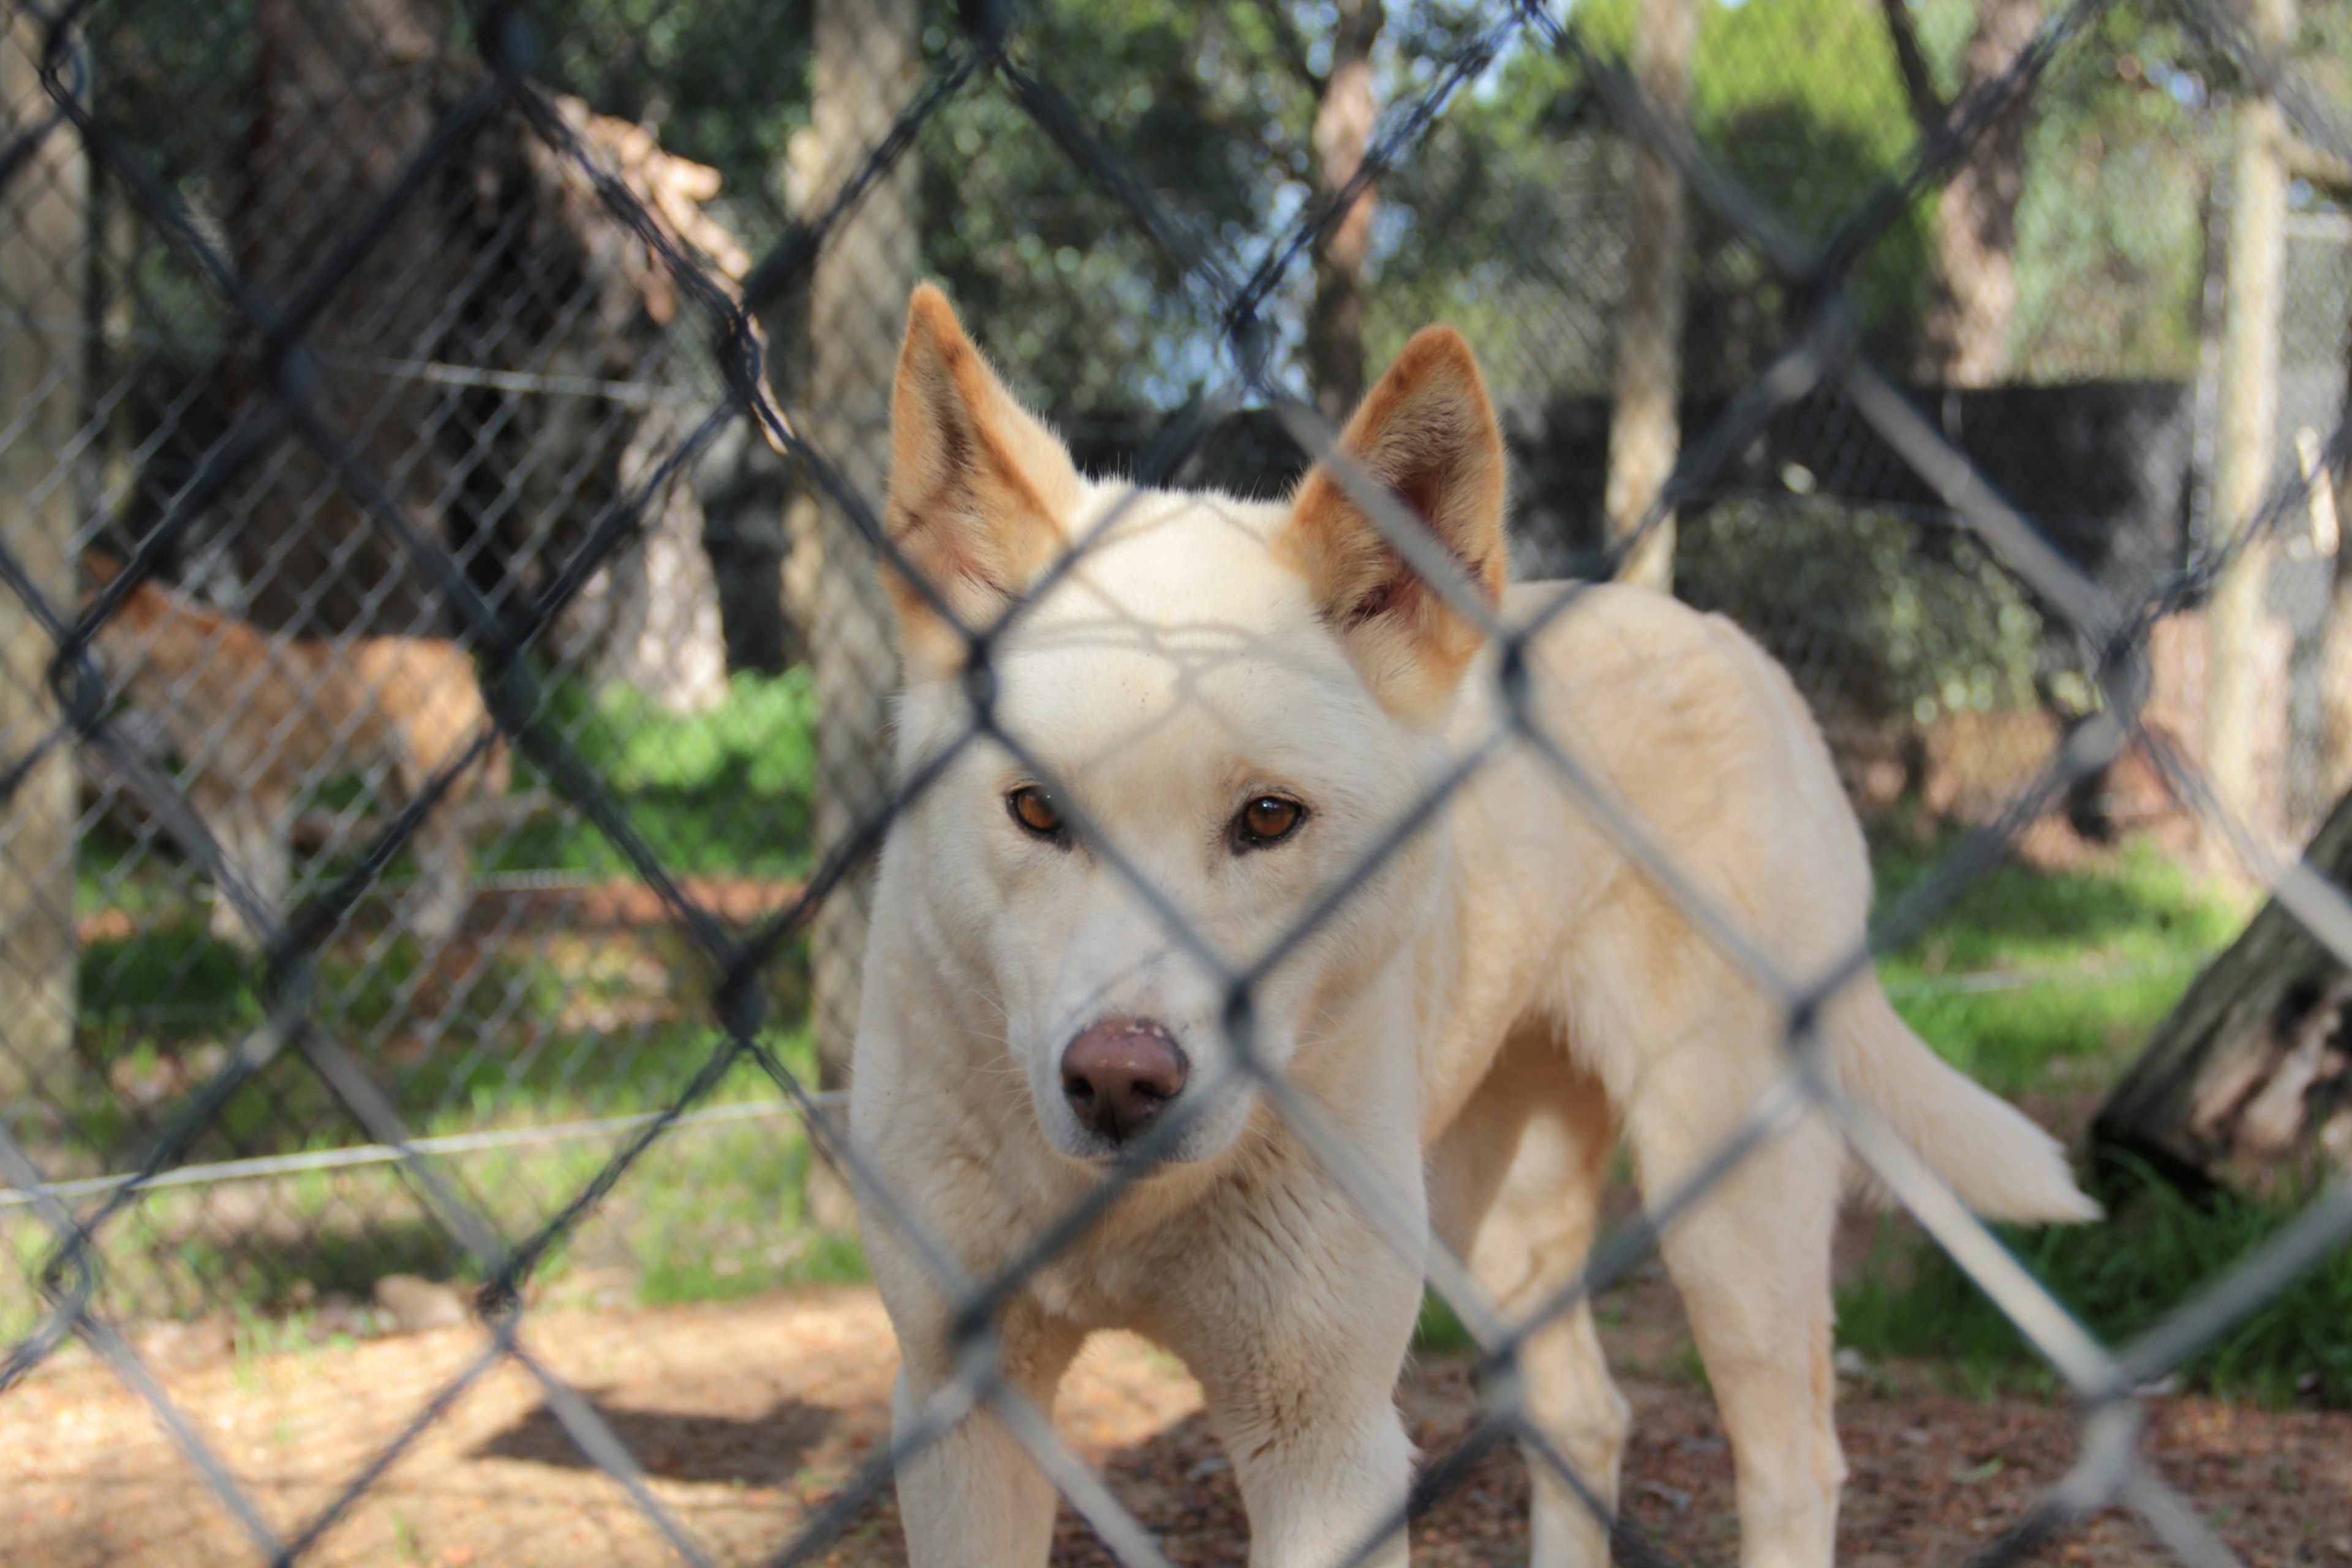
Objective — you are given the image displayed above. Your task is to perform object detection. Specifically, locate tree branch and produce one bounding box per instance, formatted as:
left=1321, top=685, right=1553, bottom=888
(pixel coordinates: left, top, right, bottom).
left=1877, top=0, right=1948, bottom=130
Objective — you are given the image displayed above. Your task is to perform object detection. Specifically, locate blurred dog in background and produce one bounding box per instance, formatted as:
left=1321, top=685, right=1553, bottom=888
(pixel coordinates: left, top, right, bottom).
left=85, top=555, right=507, bottom=947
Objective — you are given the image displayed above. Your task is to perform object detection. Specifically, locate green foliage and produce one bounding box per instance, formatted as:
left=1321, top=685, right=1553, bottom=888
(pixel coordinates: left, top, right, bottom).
left=1839, top=1172, right=2352, bottom=1408
left=1366, top=50, right=1625, bottom=402
left=1566, top=0, right=1937, bottom=379
left=2007, top=4, right=2217, bottom=380
left=918, top=1, right=1317, bottom=413
left=532, top=0, right=813, bottom=244
left=1678, top=498, right=2045, bottom=726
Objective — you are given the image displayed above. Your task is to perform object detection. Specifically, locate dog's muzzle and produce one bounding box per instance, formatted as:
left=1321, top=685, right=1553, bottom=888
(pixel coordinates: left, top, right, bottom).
left=1059, top=1017, right=1188, bottom=1145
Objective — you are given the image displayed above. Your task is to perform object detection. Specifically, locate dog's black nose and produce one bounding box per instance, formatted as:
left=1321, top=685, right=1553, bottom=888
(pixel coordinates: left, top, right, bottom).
left=1060, top=1017, right=1188, bottom=1144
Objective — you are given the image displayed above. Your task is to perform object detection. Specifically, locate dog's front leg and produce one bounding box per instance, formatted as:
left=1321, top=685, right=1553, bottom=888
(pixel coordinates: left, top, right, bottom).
left=1175, top=1187, right=1423, bottom=1568
left=1227, top=1382, right=1415, bottom=1568
left=888, top=1295, right=1082, bottom=1568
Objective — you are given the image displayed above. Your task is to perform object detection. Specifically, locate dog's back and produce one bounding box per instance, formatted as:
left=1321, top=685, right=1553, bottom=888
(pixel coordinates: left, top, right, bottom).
left=88, top=560, right=502, bottom=804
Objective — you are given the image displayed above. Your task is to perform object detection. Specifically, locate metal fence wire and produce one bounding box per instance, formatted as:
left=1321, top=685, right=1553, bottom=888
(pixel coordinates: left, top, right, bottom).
left=2, top=0, right=2351, bottom=1563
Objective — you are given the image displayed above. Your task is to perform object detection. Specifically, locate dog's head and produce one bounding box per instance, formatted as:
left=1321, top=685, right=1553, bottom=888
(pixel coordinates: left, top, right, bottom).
left=880, top=285, right=1506, bottom=1166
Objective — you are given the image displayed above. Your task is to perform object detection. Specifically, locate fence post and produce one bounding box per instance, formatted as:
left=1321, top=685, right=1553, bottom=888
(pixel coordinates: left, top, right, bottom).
left=2204, top=0, right=2296, bottom=859
left=786, top=0, right=919, bottom=1223
left=1603, top=0, right=1695, bottom=595
left=0, top=15, right=84, bottom=1113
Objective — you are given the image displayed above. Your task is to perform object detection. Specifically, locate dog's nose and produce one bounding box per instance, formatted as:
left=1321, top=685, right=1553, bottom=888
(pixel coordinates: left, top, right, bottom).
left=1060, top=1017, right=1188, bottom=1144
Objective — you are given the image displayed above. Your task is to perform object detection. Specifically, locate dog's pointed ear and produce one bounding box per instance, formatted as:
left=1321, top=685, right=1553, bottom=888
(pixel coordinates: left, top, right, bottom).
left=1280, top=326, right=1507, bottom=716
left=884, top=284, right=1080, bottom=672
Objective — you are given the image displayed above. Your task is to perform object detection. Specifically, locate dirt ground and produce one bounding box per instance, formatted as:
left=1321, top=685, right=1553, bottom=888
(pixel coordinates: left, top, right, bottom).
left=5, top=1275, right=2347, bottom=1568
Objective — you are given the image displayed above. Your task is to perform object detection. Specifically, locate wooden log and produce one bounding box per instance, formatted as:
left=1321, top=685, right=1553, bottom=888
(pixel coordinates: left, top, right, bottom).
left=2094, top=789, right=2352, bottom=1187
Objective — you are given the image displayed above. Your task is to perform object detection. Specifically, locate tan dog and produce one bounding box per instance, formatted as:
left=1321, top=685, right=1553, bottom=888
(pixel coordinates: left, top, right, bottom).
left=88, top=558, right=507, bottom=946
left=850, top=287, right=2095, bottom=1568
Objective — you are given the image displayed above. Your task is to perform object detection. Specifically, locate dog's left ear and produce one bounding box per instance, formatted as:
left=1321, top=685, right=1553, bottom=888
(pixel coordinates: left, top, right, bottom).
left=1280, top=326, right=1507, bottom=716
left=884, top=284, right=1080, bottom=673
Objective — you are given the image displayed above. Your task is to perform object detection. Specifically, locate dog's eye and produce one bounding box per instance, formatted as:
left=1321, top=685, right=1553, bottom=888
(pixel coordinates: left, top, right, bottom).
left=1233, top=794, right=1305, bottom=850
left=1007, top=785, right=1066, bottom=840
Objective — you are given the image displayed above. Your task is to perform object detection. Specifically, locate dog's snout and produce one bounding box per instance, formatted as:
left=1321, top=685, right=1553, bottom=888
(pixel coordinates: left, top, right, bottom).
left=1060, top=1017, right=1188, bottom=1145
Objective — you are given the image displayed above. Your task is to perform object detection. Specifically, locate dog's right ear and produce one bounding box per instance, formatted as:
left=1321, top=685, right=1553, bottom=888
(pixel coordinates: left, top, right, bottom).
left=884, top=284, right=1079, bottom=674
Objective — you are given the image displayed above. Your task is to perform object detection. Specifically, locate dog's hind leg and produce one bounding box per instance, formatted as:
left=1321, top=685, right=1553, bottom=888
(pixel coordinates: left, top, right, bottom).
left=1612, top=997, right=1847, bottom=1568
left=1429, top=1028, right=1624, bottom=1568
left=403, top=802, right=472, bottom=946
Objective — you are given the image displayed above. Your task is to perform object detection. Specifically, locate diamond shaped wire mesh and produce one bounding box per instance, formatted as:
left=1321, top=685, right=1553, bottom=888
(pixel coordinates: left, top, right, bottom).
left=1, top=0, right=2350, bottom=1564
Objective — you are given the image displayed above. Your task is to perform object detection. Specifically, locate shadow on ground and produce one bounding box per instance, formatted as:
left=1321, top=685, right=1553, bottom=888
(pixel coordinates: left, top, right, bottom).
left=477, top=1393, right=836, bottom=1485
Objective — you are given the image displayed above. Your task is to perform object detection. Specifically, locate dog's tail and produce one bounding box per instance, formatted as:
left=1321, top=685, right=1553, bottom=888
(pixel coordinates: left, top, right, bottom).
left=1838, top=984, right=2101, bottom=1223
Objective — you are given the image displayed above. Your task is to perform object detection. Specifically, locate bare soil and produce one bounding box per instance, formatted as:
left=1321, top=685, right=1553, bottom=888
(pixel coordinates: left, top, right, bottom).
left=5, top=1276, right=2346, bottom=1568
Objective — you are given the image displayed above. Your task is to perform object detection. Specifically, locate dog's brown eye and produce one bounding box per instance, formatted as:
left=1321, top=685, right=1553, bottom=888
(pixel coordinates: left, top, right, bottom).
left=1008, top=785, right=1065, bottom=839
left=1235, top=794, right=1305, bottom=849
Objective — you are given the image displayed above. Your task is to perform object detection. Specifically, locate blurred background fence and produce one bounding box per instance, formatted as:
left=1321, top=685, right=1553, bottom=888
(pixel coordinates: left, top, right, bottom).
left=2, top=0, right=2350, bottom=1556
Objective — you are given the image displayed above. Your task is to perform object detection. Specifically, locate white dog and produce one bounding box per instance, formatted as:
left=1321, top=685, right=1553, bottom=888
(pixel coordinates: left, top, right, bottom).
left=850, top=285, right=2095, bottom=1568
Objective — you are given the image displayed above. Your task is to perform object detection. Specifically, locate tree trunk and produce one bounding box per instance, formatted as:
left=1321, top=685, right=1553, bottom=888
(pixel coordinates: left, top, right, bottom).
left=2203, top=0, right=2297, bottom=865
left=0, top=9, right=85, bottom=1114
left=593, top=399, right=731, bottom=715
left=1925, top=0, right=2040, bottom=384
left=1602, top=0, right=1695, bottom=595
left=235, top=0, right=456, bottom=638
left=786, top=0, right=921, bottom=1224
left=1306, top=1, right=1382, bottom=420
left=1882, top=0, right=2041, bottom=386
left=458, top=94, right=748, bottom=692
left=2095, top=786, right=2352, bottom=1185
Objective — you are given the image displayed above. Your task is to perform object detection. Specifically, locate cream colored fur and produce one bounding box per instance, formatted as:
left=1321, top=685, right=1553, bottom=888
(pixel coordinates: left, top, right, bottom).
left=851, top=287, right=2096, bottom=1568
left=88, top=560, right=507, bottom=947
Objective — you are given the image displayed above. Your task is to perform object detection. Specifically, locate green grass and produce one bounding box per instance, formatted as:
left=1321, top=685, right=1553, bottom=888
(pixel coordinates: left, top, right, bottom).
left=1871, top=835, right=2245, bottom=1097
left=1844, top=835, right=2351, bottom=1408
left=490, top=668, right=816, bottom=880
left=23, top=905, right=840, bottom=1335
left=1839, top=1166, right=2352, bottom=1407
left=1414, top=1289, right=1476, bottom=1354
left=25, top=668, right=839, bottom=1336
left=66, top=914, right=807, bottom=1139
left=2, top=1028, right=861, bottom=1341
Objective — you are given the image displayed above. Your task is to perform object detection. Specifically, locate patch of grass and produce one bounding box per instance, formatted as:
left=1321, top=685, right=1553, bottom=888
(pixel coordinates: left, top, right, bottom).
left=51, top=669, right=836, bottom=1325
left=629, top=1094, right=869, bottom=1305
left=1870, top=835, right=2244, bottom=1096
left=1412, top=1289, right=1476, bottom=1354
left=0, top=1019, right=857, bottom=1335
left=1838, top=1167, right=2352, bottom=1408
left=1849, top=837, right=2351, bottom=1407
left=494, top=669, right=816, bottom=880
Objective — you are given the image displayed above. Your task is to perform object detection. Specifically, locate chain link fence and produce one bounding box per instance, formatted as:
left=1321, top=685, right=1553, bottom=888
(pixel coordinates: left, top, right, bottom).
left=2, top=0, right=2350, bottom=1563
